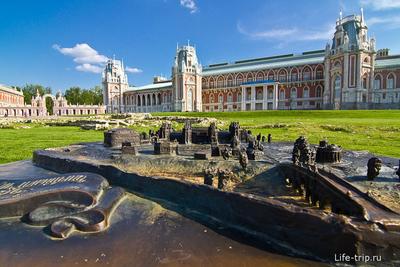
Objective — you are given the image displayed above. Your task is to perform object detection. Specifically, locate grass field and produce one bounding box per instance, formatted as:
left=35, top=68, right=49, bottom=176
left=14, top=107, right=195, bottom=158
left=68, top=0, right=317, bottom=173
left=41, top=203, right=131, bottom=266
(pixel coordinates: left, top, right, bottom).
left=0, top=110, right=399, bottom=164
left=0, top=126, right=103, bottom=164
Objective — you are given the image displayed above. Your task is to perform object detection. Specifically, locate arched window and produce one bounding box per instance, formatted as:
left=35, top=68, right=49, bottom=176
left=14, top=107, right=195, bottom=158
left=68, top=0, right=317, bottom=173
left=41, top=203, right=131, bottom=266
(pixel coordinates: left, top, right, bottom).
left=291, top=69, right=298, bottom=82
left=202, top=78, right=207, bottom=89
left=279, top=89, right=285, bottom=99
left=227, top=75, right=233, bottom=87
left=374, top=75, right=382, bottom=90
left=209, top=78, right=214, bottom=88
left=291, top=88, right=297, bottom=98
left=279, top=70, right=287, bottom=82
left=267, top=71, right=274, bottom=81
left=315, top=65, right=324, bottom=79
left=137, top=95, right=141, bottom=106
left=218, top=94, right=223, bottom=104
left=246, top=73, right=253, bottom=82
left=147, top=95, right=151, bottom=106
left=362, top=74, right=368, bottom=89
left=209, top=94, right=214, bottom=103
left=387, top=73, right=395, bottom=89
left=227, top=93, right=233, bottom=103
left=256, top=88, right=263, bottom=100
left=237, top=92, right=242, bottom=102
left=302, top=67, right=311, bottom=81
left=217, top=77, right=224, bottom=88
left=236, top=74, right=243, bottom=85
left=256, top=72, right=264, bottom=81
left=334, top=75, right=341, bottom=98
left=303, top=87, right=309, bottom=98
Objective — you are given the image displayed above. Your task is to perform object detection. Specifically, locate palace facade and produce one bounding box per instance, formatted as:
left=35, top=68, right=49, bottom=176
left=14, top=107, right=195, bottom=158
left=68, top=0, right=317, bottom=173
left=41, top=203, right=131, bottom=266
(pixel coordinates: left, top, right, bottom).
left=103, top=10, right=400, bottom=113
left=0, top=85, right=105, bottom=117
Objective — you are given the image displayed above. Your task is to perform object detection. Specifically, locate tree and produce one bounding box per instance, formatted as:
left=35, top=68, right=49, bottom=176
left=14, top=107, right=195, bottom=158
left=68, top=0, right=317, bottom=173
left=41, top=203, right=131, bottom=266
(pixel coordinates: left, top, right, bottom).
left=64, top=85, right=103, bottom=105
left=64, top=87, right=82, bottom=105
left=21, top=84, right=51, bottom=104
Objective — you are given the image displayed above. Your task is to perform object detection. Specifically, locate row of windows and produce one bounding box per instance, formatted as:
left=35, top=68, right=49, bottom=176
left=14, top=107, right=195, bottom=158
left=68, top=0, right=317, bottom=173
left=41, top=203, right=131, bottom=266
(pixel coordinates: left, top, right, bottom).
left=206, top=87, right=323, bottom=103
left=203, top=68, right=324, bottom=89
left=124, top=93, right=173, bottom=106
left=373, top=73, right=396, bottom=90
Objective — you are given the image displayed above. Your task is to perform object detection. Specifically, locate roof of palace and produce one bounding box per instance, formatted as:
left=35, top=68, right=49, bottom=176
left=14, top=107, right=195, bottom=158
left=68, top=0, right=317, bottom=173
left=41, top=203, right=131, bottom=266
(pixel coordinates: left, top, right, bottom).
left=202, top=50, right=325, bottom=76
left=0, top=84, right=23, bottom=96
left=126, top=81, right=172, bottom=92
left=375, top=55, right=400, bottom=69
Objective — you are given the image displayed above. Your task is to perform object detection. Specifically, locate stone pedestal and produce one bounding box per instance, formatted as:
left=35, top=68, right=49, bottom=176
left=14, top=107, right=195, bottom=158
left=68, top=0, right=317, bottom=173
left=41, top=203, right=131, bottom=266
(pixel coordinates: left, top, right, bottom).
left=104, top=128, right=140, bottom=148
left=154, top=141, right=177, bottom=155
left=121, top=142, right=139, bottom=155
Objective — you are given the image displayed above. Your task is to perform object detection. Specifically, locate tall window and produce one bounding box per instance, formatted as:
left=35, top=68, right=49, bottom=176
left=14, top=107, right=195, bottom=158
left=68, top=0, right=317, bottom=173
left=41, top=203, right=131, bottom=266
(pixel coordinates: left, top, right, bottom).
left=291, top=70, right=298, bottom=82
left=303, top=88, right=309, bottom=98
left=362, top=75, right=368, bottom=89
left=227, top=76, right=233, bottom=87
left=303, top=68, right=311, bottom=81
left=279, top=71, right=287, bottom=82
left=387, top=74, right=395, bottom=89
left=316, top=66, right=324, bottom=79
left=227, top=93, right=233, bottom=103
left=218, top=94, right=223, bottom=104
left=210, top=78, right=214, bottom=88
left=256, top=72, right=264, bottom=81
left=374, top=76, right=381, bottom=90
left=236, top=75, right=243, bottom=85
left=209, top=94, right=214, bottom=103
left=279, top=89, right=285, bottom=99
left=334, top=75, right=341, bottom=99
left=217, top=77, right=224, bottom=88
left=291, top=88, right=297, bottom=98
left=246, top=88, right=251, bottom=100
left=237, top=93, right=242, bottom=102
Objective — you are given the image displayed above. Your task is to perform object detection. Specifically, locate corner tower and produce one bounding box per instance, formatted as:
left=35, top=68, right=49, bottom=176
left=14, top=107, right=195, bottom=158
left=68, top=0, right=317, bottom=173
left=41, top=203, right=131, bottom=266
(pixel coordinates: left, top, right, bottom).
left=324, top=9, right=376, bottom=109
left=102, top=58, right=129, bottom=113
left=172, top=44, right=202, bottom=112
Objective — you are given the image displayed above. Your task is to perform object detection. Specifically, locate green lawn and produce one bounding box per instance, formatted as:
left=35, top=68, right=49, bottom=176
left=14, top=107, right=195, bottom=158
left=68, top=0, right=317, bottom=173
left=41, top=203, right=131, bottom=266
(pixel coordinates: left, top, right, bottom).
left=0, top=126, right=103, bottom=164
left=0, top=110, right=399, bottom=164
left=153, top=110, right=400, bottom=158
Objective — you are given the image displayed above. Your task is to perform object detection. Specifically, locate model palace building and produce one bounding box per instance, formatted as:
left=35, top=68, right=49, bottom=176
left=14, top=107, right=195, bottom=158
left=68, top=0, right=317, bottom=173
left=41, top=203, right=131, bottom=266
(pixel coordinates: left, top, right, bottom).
left=103, top=11, right=400, bottom=113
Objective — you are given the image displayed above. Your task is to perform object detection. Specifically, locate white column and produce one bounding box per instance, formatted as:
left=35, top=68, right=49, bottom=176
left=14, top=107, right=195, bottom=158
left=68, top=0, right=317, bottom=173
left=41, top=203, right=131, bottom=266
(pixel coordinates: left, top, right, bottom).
left=251, top=86, right=255, bottom=110
left=263, top=85, right=268, bottom=110
left=273, top=83, right=278, bottom=110
left=241, top=87, right=246, bottom=111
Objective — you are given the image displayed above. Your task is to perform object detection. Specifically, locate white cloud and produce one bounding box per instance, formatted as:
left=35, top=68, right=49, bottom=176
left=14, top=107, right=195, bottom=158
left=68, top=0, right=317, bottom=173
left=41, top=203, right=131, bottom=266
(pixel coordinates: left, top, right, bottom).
left=53, top=43, right=109, bottom=73
left=361, top=0, right=400, bottom=10
left=125, top=66, right=143, bottom=74
left=53, top=43, right=108, bottom=64
left=75, top=63, right=103, bottom=74
left=237, top=22, right=335, bottom=43
left=180, top=0, right=197, bottom=14
left=367, top=15, right=400, bottom=28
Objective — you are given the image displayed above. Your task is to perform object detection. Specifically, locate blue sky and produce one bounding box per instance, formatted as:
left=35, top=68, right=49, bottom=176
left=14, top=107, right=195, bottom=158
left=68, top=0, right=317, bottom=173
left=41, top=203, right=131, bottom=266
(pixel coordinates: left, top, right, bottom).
left=0, top=0, right=399, bottom=92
